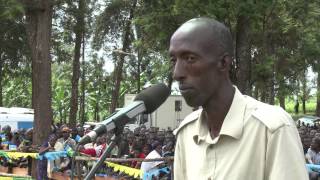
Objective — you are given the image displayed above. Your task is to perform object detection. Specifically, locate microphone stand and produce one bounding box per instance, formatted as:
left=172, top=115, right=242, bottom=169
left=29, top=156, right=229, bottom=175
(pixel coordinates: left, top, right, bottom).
left=84, top=134, right=121, bottom=180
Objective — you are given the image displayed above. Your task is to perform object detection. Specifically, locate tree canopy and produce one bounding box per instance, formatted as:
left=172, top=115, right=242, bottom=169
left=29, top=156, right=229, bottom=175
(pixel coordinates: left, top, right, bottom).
left=1, top=0, right=320, bottom=128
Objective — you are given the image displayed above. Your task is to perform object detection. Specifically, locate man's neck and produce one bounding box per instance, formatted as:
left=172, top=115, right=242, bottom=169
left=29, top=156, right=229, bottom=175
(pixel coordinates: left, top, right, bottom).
left=203, top=85, right=235, bottom=138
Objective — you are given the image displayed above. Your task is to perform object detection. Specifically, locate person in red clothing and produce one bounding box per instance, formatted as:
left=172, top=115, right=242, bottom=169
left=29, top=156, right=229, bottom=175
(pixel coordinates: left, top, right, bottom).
left=79, top=145, right=96, bottom=157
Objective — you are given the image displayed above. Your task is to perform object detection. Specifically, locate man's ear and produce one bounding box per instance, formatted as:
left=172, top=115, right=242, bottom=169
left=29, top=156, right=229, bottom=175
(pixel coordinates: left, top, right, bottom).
left=218, top=54, right=232, bottom=72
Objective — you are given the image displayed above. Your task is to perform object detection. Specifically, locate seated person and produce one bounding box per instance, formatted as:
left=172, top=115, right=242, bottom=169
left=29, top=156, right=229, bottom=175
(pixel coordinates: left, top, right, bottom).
left=18, top=128, right=34, bottom=152
left=55, top=127, right=76, bottom=174
left=306, top=137, right=320, bottom=180
left=37, top=134, right=58, bottom=180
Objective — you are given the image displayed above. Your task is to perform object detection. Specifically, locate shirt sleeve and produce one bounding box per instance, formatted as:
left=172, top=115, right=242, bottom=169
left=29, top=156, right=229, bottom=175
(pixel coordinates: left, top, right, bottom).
left=174, top=134, right=186, bottom=180
left=265, top=125, right=309, bottom=180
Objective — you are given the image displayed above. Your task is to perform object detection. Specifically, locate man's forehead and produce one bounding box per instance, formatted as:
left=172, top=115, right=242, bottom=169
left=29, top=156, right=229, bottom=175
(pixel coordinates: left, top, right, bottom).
left=169, top=24, right=217, bottom=55
left=172, top=21, right=211, bottom=40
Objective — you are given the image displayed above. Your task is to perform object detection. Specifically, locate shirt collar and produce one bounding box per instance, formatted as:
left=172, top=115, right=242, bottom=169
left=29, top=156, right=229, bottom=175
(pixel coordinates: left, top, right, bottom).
left=193, top=86, right=247, bottom=144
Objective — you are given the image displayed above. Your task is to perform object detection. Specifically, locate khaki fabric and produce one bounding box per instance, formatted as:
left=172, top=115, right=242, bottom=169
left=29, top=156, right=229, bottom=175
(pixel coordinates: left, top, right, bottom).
left=174, top=87, right=308, bottom=180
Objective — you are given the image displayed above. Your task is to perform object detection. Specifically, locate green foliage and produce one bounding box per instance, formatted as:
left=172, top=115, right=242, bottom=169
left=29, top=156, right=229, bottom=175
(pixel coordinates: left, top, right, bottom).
left=1, top=0, right=320, bottom=123
left=2, top=74, right=32, bottom=107
left=52, top=62, right=72, bottom=123
left=0, top=0, right=30, bottom=107
left=92, top=0, right=130, bottom=49
left=0, top=0, right=24, bottom=19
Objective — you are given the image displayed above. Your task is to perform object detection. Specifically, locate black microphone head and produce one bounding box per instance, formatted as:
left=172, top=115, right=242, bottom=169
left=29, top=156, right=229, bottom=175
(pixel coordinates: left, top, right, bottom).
left=134, top=83, right=170, bottom=113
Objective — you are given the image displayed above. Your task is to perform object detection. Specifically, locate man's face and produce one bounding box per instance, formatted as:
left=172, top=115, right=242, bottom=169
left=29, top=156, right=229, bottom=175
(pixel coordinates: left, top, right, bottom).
left=169, top=23, right=223, bottom=107
left=78, top=129, right=84, bottom=137
left=155, top=144, right=162, bottom=154
left=62, top=131, right=70, bottom=139
left=49, top=137, right=57, bottom=147
left=143, top=145, right=150, bottom=155
left=311, top=142, right=320, bottom=152
left=71, top=129, right=78, bottom=137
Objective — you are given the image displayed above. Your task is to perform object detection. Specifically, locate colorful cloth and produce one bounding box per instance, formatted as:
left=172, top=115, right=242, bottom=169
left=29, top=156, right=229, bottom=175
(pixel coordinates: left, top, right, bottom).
left=0, top=151, right=10, bottom=160
left=5, top=152, right=38, bottom=159
left=0, top=176, right=33, bottom=180
left=75, top=135, right=81, bottom=142
left=143, top=167, right=170, bottom=180
left=106, top=161, right=143, bottom=178
left=38, top=151, right=68, bottom=161
left=0, top=150, right=70, bottom=161
left=306, top=163, right=320, bottom=172
left=64, top=145, right=74, bottom=157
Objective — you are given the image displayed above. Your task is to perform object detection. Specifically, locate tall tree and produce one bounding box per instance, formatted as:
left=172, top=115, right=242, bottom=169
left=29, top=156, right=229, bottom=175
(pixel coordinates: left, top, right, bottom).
left=22, top=0, right=53, bottom=146
left=110, top=0, right=137, bottom=113
left=79, top=34, right=86, bottom=125
left=69, top=0, right=85, bottom=128
left=93, top=0, right=138, bottom=113
left=235, top=15, right=252, bottom=95
left=22, top=1, right=53, bottom=177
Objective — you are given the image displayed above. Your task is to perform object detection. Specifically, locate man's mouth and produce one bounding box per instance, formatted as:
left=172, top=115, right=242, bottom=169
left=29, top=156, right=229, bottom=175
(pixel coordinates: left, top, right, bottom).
left=179, top=85, right=193, bottom=93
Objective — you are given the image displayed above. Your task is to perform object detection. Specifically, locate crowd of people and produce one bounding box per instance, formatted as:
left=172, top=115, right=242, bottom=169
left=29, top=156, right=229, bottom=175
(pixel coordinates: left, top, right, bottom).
left=2, top=119, right=319, bottom=179
left=297, top=122, right=320, bottom=180
left=0, top=123, right=175, bottom=179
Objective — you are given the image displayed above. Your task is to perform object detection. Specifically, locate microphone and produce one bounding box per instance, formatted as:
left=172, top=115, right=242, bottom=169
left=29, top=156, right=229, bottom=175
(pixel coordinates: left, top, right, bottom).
left=79, top=83, right=170, bottom=145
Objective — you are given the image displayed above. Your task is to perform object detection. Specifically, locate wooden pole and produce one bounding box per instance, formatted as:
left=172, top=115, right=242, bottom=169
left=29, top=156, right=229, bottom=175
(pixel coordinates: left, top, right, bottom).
left=75, top=156, right=174, bottom=163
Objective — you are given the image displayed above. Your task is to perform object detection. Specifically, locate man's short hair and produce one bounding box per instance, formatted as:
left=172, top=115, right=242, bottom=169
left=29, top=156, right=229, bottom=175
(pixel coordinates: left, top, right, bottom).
left=185, top=17, right=234, bottom=58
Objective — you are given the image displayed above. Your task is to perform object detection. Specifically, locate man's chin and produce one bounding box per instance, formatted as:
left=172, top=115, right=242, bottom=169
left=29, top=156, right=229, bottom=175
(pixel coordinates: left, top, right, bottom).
left=183, top=95, right=200, bottom=108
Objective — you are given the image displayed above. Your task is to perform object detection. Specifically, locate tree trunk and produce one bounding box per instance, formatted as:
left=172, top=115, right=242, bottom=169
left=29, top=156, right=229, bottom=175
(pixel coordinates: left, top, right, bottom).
left=80, top=34, right=86, bottom=125
left=24, top=1, right=53, bottom=178
left=137, top=54, right=141, bottom=93
left=95, top=100, right=100, bottom=121
left=268, top=74, right=275, bottom=105
left=59, top=107, right=63, bottom=124
left=0, top=58, right=3, bottom=107
left=253, top=85, right=259, bottom=99
left=235, top=15, right=252, bottom=95
left=25, top=0, right=53, bottom=148
left=278, top=82, right=286, bottom=109
left=302, top=99, right=306, bottom=114
left=110, top=0, right=137, bottom=113
left=260, top=86, right=267, bottom=103
left=279, top=95, right=285, bottom=110
left=278, top=76, right=286, bottom=110
left=301, top=68, right=308, bottom=114
left=69, top=0, right=85, bottom=128
left=316, top=71, right=320, bottom=116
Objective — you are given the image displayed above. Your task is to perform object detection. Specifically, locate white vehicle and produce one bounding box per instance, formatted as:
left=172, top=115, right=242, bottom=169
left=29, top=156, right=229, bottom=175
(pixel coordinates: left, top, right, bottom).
left=297, top=116, right=320, bottom=126
left=0, top=107, right=34, bottom=130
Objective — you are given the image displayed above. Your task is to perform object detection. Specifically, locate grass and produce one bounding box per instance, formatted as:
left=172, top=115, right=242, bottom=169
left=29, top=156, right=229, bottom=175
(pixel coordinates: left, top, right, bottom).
left=282, top=98, right=317, bottom=121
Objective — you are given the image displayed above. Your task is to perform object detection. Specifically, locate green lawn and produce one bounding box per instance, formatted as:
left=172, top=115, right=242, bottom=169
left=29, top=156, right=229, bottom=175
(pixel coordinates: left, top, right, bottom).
left=277, top=98, right=317, bottom=121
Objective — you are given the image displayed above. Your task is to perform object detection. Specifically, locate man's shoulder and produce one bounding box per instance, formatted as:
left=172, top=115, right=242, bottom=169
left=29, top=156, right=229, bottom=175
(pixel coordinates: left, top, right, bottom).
left=57, top=138, right=64, bottom=142
left=68, top=137, right=76, bottom=144
left=250, top=99, right=293, bottom=133
left=173, top=109, right=201, bottom=136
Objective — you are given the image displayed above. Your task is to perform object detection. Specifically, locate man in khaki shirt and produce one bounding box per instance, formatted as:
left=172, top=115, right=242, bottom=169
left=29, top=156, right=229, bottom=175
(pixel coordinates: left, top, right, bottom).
left=169, top=17, right=308, bottom=180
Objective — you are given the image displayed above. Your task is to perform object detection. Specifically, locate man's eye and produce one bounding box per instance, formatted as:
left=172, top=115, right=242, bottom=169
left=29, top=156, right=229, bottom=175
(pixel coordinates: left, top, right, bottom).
left=186, top=55, right=196, bottom=63
left=170, top=58, right=176, bottom=65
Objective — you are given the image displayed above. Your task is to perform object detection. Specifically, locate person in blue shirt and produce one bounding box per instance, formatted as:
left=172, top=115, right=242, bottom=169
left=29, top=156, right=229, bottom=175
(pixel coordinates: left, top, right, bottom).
left=0, top=125, right=12, bottom=144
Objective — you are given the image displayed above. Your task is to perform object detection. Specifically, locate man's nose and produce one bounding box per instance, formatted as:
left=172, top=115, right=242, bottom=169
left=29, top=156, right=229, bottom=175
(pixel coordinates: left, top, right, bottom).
left=172, top=60, right=186, bottom=81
